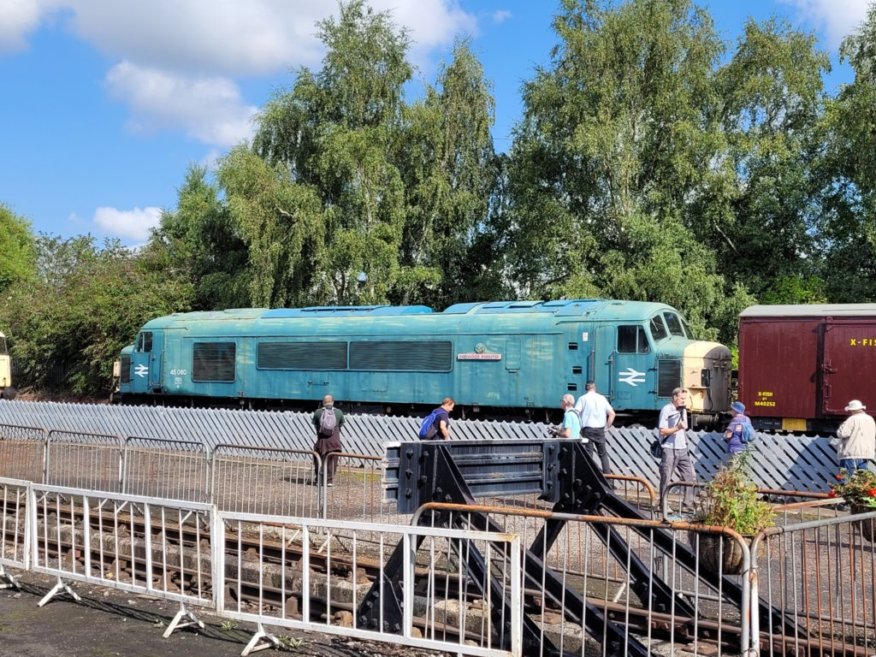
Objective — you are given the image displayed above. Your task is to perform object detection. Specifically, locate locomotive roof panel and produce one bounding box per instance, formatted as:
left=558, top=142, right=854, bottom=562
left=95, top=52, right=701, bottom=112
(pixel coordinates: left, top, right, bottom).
left=740, top=303, right=876, bottom=318
left=263, top=305, right=434, bottom=318
left=136, top=300, right=683, bottom=336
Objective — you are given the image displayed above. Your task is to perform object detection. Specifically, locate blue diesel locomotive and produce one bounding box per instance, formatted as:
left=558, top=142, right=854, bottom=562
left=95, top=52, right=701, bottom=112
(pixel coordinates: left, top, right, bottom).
left=114, top=299, right=731, bottom=423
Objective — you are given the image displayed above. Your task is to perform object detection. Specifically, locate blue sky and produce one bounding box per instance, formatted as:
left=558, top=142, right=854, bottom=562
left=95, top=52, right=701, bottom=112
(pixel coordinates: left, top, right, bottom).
left=0, top=0, right=870, bottom=246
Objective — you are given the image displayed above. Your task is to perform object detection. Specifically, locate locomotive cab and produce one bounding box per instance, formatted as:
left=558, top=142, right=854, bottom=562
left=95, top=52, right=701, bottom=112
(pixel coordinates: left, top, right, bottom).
left=646, top=310, right=730, bottom=426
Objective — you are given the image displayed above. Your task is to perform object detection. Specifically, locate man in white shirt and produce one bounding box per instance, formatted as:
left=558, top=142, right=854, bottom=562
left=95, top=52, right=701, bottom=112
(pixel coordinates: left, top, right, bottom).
left=575, top=381, right=616, bottom=483
left=657, top=387, right=697, bottom=514
left=836, top=399, right=876, bottom=480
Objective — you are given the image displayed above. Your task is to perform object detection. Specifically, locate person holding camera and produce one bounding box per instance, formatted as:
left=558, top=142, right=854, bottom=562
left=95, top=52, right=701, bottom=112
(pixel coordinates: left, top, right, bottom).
left=657, top=387, right=697, bottom=514
left=550, top=394, right=581, bottom=438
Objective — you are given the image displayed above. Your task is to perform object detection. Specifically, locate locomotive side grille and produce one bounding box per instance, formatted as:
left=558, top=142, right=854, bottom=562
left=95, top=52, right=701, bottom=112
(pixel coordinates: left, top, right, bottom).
left=349, top=341, right=452, bottom=372
left=657, top=359, right=681, bottom=397
left=257, top=342, right=347, bottom=370
left=120, top=355, right=131, bottom=384
left=192, top=342, right=236, bottom=382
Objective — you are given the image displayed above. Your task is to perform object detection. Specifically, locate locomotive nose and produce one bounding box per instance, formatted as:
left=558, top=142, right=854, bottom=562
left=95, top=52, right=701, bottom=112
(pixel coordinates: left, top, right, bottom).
left=683, top=341, right=732, bottom=415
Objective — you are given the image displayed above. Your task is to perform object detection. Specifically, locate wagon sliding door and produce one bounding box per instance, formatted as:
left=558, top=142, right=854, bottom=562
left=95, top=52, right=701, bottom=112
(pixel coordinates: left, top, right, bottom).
left=821, top=321, right=876, bottom=415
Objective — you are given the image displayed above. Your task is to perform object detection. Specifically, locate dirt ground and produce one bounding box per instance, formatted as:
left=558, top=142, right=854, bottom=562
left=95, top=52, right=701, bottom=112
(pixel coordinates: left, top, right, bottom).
left=0, top=570, right=447, bottom=657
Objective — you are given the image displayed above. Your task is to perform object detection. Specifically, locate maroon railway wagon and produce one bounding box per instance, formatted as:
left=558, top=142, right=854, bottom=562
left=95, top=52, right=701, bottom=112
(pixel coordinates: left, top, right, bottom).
left=738, top=303, right=876, bottom=432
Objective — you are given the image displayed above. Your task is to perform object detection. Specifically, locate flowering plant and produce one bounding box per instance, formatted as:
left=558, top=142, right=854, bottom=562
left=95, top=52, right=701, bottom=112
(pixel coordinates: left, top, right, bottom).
left=830, top=469, right=876, bottom=509
left=693, top=453, right=775, bottom=535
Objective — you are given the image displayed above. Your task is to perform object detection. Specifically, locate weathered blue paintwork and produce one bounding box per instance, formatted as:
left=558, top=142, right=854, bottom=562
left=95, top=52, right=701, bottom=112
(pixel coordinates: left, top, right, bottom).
left=117, top=300, right=730, bottom=415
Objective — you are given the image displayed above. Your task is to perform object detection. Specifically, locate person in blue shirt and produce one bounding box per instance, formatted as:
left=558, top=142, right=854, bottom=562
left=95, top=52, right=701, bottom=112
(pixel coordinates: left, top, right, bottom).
left=551, top=394, right=581, bottom=438
left=724, top=401, right=753, bottom=458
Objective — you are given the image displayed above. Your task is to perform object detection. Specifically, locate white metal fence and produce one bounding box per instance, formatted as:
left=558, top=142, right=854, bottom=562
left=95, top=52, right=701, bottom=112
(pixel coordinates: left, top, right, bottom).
left=1, top=484, right=875, bottom=656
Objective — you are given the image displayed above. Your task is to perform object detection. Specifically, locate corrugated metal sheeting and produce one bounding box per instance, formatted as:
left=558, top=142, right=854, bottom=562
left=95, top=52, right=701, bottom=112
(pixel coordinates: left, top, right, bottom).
left=0, top=400, right=841, bottom=491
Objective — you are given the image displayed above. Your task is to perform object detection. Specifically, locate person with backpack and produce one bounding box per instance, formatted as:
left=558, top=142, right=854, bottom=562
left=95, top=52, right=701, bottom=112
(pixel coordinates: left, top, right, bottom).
left=419, top=397, right=455, bottom=440
left=312, top=394, right=344, bottom=486
left=724, top=400, right=754, bottom=459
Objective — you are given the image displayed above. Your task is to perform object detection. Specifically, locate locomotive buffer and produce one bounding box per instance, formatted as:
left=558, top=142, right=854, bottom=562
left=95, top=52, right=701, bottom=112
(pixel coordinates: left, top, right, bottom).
left=362, top=439, right=799, bottom=657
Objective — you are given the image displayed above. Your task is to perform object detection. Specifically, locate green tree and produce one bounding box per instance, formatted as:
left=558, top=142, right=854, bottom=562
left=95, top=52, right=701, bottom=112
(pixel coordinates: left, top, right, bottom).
left=505, top=0, right=748, bottom=337
left=820, top=4, right=876, bottom=301
left=0, top=204, right=36, bottom=292
left=253, top=0, right=411, bottom=305
left=1, top=236, right=191, bottom=395
left=397, top=40, right=499, bottom=306
left=152, top=166, right=250, bottom=310
left=714, top=19, right=829, bottom=303
left=218, top=147, right=326, bottom=307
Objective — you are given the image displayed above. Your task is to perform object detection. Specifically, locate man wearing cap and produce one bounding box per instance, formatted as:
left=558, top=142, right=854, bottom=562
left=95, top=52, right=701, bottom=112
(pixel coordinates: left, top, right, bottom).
left=836, top=399, right=876, bottom=480
left=724, top=401, right=753, bottom=458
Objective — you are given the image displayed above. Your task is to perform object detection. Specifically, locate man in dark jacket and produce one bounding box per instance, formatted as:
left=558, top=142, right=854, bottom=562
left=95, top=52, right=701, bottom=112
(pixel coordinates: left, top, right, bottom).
left=312, top=394, right=345, bottom=486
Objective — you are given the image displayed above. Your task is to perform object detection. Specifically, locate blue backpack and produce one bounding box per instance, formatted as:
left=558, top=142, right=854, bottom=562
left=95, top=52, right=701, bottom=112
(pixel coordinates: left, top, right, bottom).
left=418, top=408, right=442, bottom=439
left=741, top=421, right=755, bottom=444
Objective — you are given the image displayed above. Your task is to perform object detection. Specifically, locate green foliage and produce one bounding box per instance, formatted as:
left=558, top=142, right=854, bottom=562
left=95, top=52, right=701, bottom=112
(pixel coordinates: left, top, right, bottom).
left=0, top=236, right=192, bottom=395
left=218, top=147, right=326, bottom=307
left=0, top=204, right=37, bottom=292
left=396, top=40, right=499, bottom=306
left=504, top=0, right=741, bottom=333
left=250, top=0, right=411, bottom=306
left=694, top=453, right=775, bottom=535
left=714, top=19, right=829, bottom=302
left=817, top=4, right=876, bottom=302
left=152, top=166, right=250, bottom=310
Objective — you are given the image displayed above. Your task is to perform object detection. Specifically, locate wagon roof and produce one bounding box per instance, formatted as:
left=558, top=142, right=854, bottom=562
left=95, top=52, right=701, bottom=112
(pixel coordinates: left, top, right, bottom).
left=740, top=303, right=876, bottom=318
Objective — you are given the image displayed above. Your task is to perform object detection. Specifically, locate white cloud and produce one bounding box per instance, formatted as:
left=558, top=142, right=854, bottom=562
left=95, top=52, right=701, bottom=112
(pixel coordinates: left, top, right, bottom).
left=105, top=61, right=258, bottom=146
left=93, top=206, right=163, bottom=242
left=0, top=0, right=42, bottom=52
left=15, top=0, right=476, bottom=77
left=1, top=1, right=477, bottom=147
left=492, top=10, right=512, bottom=24
left=61, top=0, right=330, bottom=76
left=780, top=0, right=870, bottom=48
left=370, top=0, right=477, bottom=64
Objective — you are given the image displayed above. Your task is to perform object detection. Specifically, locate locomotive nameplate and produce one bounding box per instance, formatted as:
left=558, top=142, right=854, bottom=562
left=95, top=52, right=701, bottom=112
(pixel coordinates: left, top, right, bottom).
left=457, top=353, right=502, bottom=361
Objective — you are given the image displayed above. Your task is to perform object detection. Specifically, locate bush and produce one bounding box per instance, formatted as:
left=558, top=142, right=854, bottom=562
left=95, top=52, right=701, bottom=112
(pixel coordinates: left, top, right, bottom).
left=693, top=453, right=775, bottom=535
left=830, top=469, right=876, bottom=510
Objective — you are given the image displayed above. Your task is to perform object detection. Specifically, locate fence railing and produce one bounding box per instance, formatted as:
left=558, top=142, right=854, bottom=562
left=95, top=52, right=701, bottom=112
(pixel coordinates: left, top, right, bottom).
left=750, top=508, right=876, bottom=657
left=211, top=444, right=323, bottom=518
left=2, top=474, right=875, bottom=656
left=3, top=425, right=390, bottom=522
left=0, top=477, right=31, bottom=588
left=415, top=501, right=753, bottom=657
left=28, top=482, right=216, bottom=612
